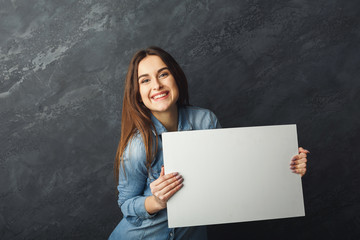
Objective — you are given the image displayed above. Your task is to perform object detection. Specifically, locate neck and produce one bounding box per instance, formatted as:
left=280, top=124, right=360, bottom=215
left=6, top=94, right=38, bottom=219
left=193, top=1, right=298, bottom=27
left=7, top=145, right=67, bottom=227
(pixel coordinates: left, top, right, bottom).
left=152, top=105, right=178, bottom=132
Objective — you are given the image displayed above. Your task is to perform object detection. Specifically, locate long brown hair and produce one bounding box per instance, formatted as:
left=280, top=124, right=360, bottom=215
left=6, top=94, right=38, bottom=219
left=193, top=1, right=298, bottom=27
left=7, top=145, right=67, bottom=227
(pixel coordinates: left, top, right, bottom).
left=114, top=46, right=190, bottom=183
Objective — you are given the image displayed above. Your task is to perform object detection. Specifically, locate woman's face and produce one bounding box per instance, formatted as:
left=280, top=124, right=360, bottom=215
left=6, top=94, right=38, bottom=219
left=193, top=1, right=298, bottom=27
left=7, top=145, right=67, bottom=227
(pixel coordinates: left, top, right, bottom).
left=137, top=55, right=179, bottom=115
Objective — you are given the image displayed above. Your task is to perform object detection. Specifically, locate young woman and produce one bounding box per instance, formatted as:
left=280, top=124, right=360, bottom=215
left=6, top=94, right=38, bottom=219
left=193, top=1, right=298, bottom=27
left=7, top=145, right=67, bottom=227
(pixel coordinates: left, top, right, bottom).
left=108, top=46, right=309, bottom=240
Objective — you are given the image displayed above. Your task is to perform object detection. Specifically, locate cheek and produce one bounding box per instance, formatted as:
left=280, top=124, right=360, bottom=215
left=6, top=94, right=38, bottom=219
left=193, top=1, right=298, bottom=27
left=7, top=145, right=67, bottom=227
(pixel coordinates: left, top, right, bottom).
left=172, top=83, right=180, bottom=100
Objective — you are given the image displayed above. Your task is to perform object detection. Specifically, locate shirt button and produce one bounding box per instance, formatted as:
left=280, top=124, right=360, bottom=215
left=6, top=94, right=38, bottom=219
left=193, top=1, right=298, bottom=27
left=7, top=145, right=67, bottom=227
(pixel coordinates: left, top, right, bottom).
left=170, top=232, right=173, bottom=237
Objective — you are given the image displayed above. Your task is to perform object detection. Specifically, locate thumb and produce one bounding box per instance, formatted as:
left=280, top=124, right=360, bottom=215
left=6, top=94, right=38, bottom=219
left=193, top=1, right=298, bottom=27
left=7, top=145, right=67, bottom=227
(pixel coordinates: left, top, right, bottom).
left=160, top=166, right=165, bottom=176
left=299, top=147, right=310, bottom=154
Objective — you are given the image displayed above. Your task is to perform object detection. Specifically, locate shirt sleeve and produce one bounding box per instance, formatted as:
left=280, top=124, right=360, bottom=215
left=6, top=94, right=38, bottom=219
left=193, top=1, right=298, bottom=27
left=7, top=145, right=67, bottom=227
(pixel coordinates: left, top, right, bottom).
left=209, top=110, right=222, bottom=129
left=117, top=134, right=156, bottom=226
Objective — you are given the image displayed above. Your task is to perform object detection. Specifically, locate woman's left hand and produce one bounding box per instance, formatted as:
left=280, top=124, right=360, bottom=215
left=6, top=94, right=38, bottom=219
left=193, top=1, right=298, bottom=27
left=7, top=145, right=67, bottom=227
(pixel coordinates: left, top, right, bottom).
left=290, top=147, right=310, bottom=177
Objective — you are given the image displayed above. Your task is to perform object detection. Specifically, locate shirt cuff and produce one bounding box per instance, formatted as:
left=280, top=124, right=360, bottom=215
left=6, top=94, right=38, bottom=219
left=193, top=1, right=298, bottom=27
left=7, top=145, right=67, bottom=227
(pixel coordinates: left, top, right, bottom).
left=134, top=196, right=157, bottom=220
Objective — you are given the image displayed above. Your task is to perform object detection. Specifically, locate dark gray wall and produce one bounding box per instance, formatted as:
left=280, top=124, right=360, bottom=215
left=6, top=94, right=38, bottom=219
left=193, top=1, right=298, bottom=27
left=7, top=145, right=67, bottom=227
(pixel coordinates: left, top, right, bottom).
left=1, top=0, right=359, bottom=239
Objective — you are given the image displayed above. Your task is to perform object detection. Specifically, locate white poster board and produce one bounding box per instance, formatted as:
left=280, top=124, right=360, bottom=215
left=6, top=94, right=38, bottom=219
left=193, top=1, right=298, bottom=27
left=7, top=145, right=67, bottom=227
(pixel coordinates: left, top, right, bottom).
left=162, top=124, right=304, bottom=228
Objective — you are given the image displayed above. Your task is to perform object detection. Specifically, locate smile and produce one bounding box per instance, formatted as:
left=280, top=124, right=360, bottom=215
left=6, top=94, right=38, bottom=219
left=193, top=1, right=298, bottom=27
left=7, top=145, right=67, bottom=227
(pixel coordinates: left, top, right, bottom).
left=152, top=91, right=169, bottom=100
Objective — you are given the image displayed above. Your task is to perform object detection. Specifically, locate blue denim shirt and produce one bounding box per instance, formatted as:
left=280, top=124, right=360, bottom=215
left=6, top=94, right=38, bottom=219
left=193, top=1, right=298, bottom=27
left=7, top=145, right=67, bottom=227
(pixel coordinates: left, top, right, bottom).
left=109, top=106, right=221, bottom=240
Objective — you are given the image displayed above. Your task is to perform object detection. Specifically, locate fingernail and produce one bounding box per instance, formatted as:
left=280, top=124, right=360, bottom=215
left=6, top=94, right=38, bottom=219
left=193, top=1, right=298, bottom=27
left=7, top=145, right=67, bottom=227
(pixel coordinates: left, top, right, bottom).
left=173, top=172, right=179, bottom=176
left=176, top=174, right=182, bottom=180
left=290, top=166, right=295, bottom=170
left=292, top=170, right=297, bottom=173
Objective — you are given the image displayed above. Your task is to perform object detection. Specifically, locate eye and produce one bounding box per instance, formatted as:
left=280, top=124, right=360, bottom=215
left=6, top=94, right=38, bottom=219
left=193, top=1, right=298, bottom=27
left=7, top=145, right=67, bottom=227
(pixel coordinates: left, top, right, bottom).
left=159, top=72, right=169, bottom=78
left=140, top=78, right=150, bottom=84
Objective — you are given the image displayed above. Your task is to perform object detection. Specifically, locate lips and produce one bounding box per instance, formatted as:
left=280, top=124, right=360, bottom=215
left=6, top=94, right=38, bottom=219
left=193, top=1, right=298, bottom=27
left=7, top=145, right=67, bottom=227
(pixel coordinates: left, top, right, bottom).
left=151, top=91, right=169, bottom=100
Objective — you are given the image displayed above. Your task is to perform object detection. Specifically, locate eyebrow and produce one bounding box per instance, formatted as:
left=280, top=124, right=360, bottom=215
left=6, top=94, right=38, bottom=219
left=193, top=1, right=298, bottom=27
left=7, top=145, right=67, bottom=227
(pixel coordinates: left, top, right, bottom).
left=138, top=67, right=169, bottom=80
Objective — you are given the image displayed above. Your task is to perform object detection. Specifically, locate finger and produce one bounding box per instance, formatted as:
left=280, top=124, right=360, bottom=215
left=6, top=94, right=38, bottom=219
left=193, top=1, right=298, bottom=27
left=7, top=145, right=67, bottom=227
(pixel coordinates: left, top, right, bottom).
left=292, top=167, right=306, bottom=174
left=301, top=168, right=307, bottom=177
left=291, top=153, right=307, bottom=161
left=157, top=177, right=184, bottom=197
left=298, top=147, right=310, bottom=154
left=151, top=172, right=180, bottom=193
left=153, top=172, right=179, bottom=186
left=290, top=158, right=307, bottom=165
left=160, top=182, right=184, bottom=202
left=296, top=168, right=306, bottom=177
left=155, top=174, right=183, bottom=192
left=290, top=162, right=306, bottom=170
left=150, top=173, right=178, bottom=191
left=296, top=162, right=307, bottom=169
left=152, top=178, right=183, bottom=202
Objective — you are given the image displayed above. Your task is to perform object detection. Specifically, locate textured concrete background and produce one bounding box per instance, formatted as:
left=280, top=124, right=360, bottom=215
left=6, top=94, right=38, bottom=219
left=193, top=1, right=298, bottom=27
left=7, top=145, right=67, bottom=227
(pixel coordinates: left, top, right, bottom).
left=1, top=0, right=359, bottom=239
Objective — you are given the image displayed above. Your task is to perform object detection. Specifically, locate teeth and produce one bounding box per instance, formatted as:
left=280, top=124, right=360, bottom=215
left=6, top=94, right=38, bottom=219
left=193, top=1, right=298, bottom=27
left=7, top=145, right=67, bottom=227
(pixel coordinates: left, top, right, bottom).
left=153, top=93, right=167, bottom=99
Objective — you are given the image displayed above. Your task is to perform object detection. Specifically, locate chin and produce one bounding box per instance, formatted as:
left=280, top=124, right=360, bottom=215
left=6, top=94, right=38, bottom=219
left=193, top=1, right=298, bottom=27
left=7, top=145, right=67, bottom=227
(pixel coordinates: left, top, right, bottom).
left=151, top=103, right=177, bottom=113
left=152, top=107, right=171, bottom=113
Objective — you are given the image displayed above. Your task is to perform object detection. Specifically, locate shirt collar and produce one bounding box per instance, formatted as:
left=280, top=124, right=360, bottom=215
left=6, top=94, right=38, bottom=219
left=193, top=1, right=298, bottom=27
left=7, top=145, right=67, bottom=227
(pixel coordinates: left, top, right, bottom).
left=150, top=106, right=193, bottom=135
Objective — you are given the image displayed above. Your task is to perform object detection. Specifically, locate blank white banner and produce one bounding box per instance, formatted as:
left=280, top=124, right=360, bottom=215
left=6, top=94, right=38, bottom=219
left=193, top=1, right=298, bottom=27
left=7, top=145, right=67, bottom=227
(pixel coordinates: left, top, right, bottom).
left=162, top=124, right=305, bottom=228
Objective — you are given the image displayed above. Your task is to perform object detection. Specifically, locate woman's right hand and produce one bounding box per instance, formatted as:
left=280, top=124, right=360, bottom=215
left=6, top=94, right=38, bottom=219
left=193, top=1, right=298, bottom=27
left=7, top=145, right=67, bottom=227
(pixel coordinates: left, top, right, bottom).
left=148, top=166, right=184, bottom=212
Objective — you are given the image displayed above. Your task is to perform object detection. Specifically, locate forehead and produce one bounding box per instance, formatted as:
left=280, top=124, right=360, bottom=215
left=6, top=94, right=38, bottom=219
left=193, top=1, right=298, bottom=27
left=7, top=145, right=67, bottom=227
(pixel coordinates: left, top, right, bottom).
left=138, top=55, right=167, bottom=77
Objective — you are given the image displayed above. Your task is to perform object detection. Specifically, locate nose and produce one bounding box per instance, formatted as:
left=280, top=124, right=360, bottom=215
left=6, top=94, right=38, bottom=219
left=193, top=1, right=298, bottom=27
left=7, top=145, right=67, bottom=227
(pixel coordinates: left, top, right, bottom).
left=152, top=77, right=163, bottom=90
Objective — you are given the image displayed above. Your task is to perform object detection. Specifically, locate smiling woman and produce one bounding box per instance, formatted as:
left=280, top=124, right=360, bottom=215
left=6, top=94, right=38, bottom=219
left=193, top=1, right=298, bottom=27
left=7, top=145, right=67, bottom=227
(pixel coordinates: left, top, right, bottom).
left=138, top=55, right=180, bottom=132
left=108, top=46, right=309, bottom=240
left=109, top=46, right=216, bottom=240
